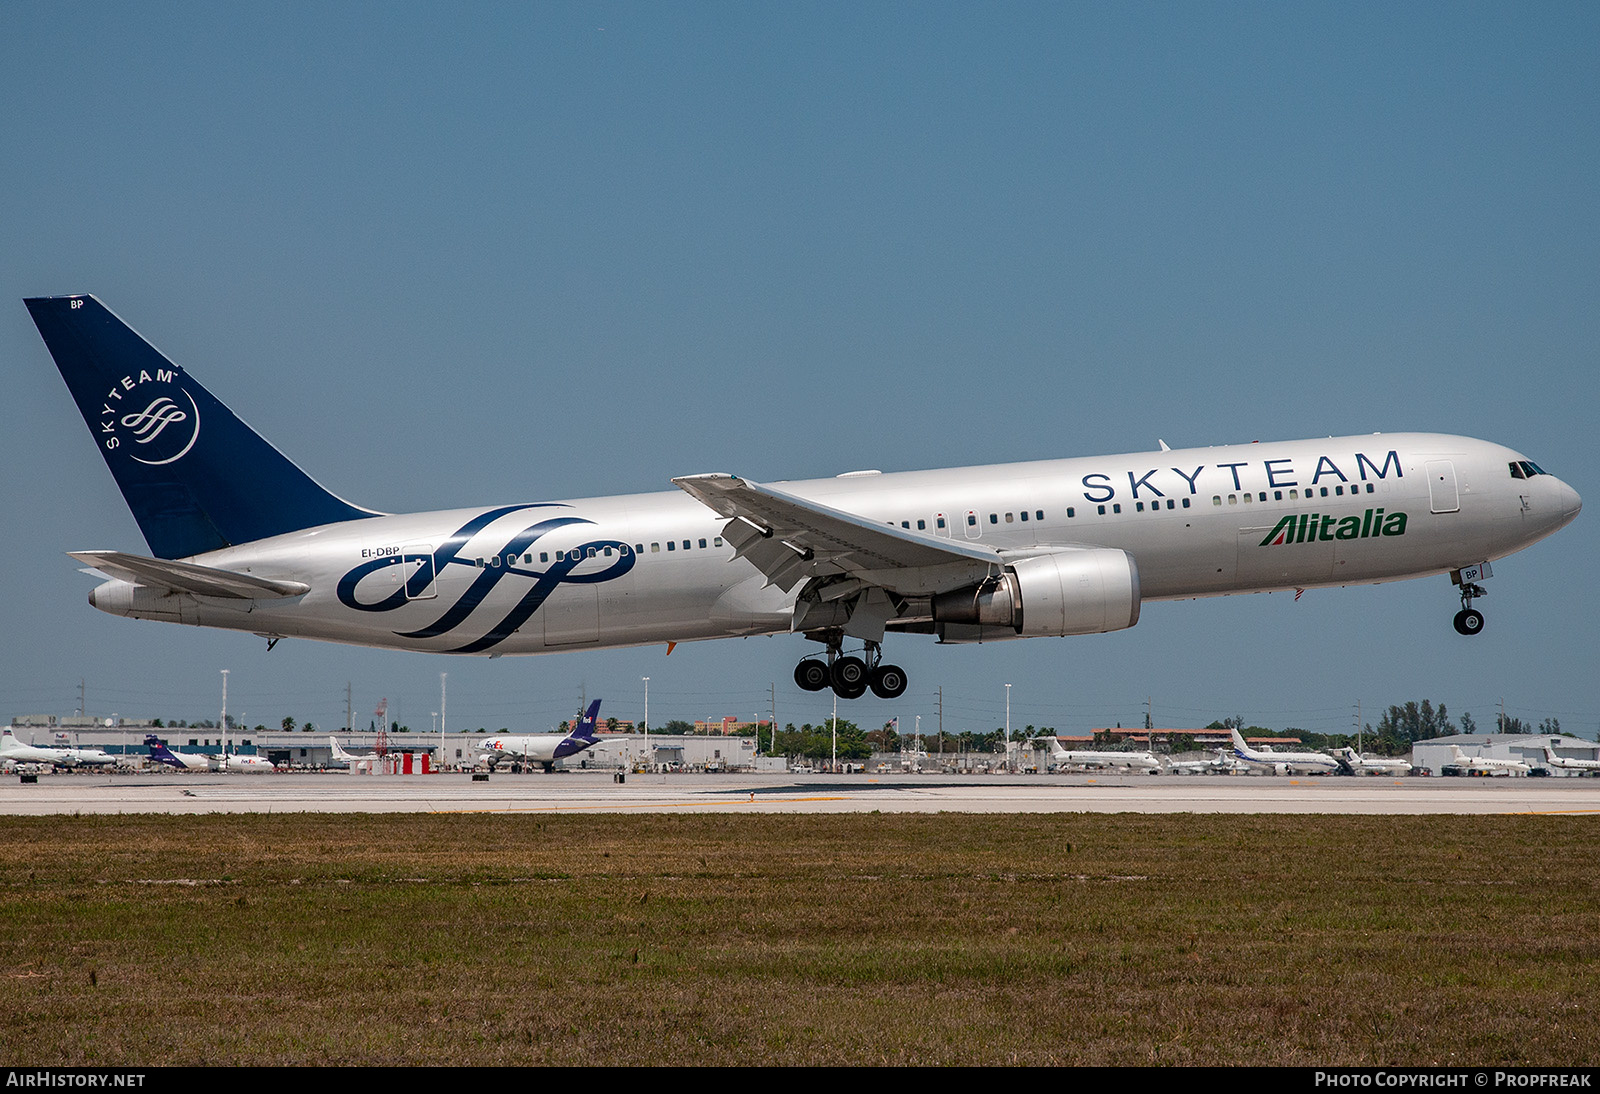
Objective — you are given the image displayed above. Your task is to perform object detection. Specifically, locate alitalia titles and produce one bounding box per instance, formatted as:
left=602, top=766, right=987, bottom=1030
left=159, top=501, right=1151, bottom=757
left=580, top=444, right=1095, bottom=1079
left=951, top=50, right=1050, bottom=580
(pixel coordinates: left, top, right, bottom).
left=1259, top=508, right=1408, bottom=547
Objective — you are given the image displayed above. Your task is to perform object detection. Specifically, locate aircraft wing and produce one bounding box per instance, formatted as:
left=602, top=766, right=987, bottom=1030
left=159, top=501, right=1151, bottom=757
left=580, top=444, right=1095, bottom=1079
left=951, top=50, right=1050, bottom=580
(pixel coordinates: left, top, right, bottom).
left=672, top=474, right=1002, bottom=595
left=69, top=550, right=310, bottom=599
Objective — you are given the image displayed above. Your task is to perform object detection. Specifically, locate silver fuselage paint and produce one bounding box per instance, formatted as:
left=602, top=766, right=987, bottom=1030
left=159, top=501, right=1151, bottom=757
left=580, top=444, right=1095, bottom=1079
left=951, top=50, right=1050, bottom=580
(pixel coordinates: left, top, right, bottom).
left=85, top=433, right=1581, bottom=655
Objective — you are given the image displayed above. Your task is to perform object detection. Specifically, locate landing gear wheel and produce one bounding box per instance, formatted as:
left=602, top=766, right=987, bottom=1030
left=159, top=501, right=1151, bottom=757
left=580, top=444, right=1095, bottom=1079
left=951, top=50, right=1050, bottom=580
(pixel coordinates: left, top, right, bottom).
left=831, top=656, right=868, bottom=699
left=795, top=659, right=830, bottom=691
left=1453, top=608, right=1484, bottom=636
left=869, top=664, right=908, bottom=700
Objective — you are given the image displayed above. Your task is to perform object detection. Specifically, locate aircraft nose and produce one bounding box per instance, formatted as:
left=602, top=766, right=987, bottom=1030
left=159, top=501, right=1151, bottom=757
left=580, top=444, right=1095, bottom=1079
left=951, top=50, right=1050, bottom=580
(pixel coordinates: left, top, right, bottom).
left=1558, top=479, right=1582, bottom=525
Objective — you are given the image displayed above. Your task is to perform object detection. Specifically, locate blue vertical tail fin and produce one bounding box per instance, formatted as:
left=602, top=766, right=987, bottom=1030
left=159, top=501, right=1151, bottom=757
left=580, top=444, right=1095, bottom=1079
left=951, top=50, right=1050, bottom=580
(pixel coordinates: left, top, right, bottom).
left=25, top=295, right=379, bottom=559
left=143, top=734, right=183, bottom=769
left=572, top=700, right=602, bottom=742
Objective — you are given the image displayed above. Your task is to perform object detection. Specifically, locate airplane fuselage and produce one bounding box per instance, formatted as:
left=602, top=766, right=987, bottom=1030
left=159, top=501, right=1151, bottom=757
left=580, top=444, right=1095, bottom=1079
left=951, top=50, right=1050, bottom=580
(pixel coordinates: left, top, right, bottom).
left=24, top=296, right=1582, bottom=696
left=81, top=433, right=1581, bottom=656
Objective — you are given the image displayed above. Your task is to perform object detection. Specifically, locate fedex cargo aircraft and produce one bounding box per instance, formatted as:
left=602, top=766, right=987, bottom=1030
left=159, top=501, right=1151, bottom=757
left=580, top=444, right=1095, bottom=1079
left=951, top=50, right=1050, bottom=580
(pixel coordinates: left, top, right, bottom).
left=25, top=296, right=1581, bottom=701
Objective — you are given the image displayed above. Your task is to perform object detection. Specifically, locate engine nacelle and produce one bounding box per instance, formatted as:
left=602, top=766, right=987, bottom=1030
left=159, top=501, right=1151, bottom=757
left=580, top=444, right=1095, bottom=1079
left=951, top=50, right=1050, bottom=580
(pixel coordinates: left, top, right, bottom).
left=932, top=549, right=1140, bottom=642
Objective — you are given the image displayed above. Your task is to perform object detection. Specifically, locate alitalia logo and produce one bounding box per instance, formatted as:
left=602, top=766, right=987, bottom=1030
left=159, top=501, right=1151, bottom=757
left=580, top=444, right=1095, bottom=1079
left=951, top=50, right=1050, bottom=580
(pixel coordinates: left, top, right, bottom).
left=1259, top=509, right=1408, bottom=546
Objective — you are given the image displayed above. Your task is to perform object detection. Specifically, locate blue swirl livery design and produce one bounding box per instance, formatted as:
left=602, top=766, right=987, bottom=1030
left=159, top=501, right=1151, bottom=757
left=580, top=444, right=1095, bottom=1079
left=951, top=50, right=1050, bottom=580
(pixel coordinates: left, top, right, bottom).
left=25, top=294, right=1581, bottom=693
left=336, top=507, right=636, bottom=652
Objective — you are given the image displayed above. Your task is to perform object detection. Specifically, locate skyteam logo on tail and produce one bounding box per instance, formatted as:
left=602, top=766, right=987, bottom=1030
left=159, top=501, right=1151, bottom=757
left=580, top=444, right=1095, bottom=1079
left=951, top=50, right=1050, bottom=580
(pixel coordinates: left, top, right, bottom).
left=1258, top=508, right=1408, bottom=546
left=100, top=369, right=201, bottom=466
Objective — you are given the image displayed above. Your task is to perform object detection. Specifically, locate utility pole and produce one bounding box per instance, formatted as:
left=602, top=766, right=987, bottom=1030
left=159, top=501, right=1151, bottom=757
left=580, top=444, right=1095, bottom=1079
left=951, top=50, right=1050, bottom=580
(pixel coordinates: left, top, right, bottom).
left=832, top=688, right=838, bottom=772
left=219, top=669, right=230, bottom=767
left=345, top=682, right=353, bottom=734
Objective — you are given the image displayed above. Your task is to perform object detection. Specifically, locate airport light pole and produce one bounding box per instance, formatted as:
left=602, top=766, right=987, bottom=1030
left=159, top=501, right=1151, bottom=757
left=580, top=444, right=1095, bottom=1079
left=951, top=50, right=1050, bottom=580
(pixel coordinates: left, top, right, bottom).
left=220, top=669, right=229, bottom=770
left=642, top=677, right=649, bottom=772
left=439, top=672, right=447, bottom=770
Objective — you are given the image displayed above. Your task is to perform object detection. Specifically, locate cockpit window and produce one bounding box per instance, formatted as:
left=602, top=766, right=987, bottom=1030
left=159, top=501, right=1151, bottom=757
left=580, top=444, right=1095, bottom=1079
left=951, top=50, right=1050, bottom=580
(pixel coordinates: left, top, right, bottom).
left=1509, top=460, right=1549, bottom=480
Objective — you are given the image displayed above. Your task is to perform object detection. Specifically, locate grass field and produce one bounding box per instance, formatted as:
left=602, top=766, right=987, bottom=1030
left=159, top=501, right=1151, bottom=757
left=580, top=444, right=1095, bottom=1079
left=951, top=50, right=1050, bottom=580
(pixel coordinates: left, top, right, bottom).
left=0, top=812, right=1595, bottom=1066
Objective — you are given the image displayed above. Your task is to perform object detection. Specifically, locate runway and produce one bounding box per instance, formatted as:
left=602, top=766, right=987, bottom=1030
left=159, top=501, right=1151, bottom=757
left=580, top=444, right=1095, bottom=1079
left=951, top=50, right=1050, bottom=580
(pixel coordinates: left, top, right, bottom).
left=5, top=770, right=1600, bottom=815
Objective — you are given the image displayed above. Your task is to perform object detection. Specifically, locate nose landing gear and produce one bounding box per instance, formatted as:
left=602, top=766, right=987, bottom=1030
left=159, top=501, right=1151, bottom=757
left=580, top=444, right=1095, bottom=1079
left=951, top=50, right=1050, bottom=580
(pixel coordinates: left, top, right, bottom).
left=1450, top=564, right=1491, bottom=636
left=1453, top=582, right=1487, bottom=636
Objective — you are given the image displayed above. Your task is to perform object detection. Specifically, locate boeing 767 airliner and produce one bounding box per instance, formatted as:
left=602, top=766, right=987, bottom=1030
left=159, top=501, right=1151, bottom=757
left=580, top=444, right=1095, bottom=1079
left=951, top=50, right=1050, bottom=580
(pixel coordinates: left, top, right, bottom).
left=25, top=296, right=1581, bottom=700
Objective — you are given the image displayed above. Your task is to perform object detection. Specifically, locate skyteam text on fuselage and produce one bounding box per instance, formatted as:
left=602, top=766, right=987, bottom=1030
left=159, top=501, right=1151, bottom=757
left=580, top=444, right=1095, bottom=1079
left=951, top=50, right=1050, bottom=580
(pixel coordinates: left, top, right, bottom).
left=25, top=296, right=1582, bottom=700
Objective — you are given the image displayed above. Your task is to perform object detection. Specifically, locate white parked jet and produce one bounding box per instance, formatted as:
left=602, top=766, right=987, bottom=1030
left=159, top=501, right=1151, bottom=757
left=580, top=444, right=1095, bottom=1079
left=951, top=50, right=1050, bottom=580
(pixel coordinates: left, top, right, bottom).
left=1038, top=737, right=1163, bottom=773
left=1169, top=749, right=1251, bottom=776
left=328, top=736, right=381, bottom=770
left=25, top=296, right=1582, bottom=700
left=480, top=699, right=605, bottom=772
left=1539, top=743, right=1600, bottom=776
left=1229, top=728, right=1341, bottom=776
left=1331, top=747, right=1413, bottom=776
left=0, top=729, right=117, bottom=769
left=1445, top=745, right=1530, bottom=777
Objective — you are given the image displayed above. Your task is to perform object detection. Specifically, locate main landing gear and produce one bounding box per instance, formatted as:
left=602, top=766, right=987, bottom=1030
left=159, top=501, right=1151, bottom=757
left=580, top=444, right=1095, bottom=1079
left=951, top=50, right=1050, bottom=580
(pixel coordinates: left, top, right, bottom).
left=793, top=639, right=908, bottom=700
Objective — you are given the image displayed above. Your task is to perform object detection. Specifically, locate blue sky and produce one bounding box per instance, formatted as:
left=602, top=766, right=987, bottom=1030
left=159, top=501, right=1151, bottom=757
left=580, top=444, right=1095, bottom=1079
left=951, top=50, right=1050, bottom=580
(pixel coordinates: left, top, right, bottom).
left=3, top=2, right=1595, bottom=740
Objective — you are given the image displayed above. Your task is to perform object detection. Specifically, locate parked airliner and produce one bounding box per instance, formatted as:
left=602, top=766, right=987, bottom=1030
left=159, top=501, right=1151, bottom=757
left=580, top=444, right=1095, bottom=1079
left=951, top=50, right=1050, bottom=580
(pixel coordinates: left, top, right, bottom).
left=1330, top=747, right=1413, bottom=776
left=480, top=699, right=604, bottom=772
left=144, top=734, right=217, bottom=771
left=25, top=296, right=1582, bottom=700
left=1, top=729, right=117, bottom=769
left=1038, top=737, right=1164, bottom=773
left=1229, top=728, right=1342, bottom=776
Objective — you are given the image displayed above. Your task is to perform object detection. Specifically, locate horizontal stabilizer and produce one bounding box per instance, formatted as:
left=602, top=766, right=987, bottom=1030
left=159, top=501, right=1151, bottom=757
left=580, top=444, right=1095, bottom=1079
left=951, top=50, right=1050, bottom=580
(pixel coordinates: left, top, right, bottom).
left=69, top=550, right=310, bottom=599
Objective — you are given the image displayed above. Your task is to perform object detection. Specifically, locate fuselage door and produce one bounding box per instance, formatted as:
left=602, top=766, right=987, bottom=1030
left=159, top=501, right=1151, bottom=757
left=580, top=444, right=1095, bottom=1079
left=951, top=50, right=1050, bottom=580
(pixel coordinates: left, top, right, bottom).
left=1425, top=461, right=1460, bottom=514
left=402, top=544, right=438, bottom=600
